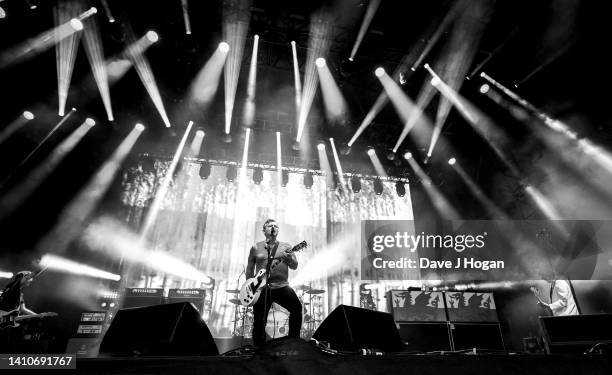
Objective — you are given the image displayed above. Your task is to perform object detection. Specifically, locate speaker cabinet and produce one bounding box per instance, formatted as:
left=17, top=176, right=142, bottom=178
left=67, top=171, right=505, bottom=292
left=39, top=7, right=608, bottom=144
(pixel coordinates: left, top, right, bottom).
left=99, top=302, right=218, bottom=356
left=539, top=313, right=612, bottom=354
left=167, top=288, right=205, bottom=313
left=449, top=322, right=505, bottom=351
left=122, top=288, right=164, bottom=309
left=312, top=305, right=403, bottom=352
left=398, top=322, right=451, bottom=352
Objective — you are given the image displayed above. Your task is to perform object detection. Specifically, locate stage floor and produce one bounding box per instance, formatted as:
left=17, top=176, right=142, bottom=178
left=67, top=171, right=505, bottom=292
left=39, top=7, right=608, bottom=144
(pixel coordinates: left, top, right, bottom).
left=24, top=353, right=611, bottom=375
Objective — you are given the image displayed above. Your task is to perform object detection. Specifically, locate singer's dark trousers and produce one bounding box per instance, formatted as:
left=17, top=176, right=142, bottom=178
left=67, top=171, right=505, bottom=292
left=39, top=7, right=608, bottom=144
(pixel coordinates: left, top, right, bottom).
left=252, top=285, right=302, bottom=346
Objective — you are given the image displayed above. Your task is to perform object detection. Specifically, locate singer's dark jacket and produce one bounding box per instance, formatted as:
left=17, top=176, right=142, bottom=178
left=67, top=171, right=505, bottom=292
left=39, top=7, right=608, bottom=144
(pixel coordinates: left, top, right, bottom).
left=245, top=240, right=298, bottom=289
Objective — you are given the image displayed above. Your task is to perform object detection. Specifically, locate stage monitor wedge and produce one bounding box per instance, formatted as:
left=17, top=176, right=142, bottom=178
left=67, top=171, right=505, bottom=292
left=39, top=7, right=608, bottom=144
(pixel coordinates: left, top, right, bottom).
left=312, top=305, right=404, bottom=352
left=539, top=313, right=612, bottom=354
left=99, top=302, right=218, bottom=357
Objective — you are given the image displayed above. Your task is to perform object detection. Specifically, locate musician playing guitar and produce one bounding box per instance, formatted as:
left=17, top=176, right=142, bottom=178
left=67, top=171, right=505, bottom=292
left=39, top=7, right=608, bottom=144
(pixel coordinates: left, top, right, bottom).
left=531, top=277, right=579, bottom=317
left=0, top=271, right=37, bottom=317
left=246, top=219, right=302, bottom=347
left=0, top=269, right=57, bottom=353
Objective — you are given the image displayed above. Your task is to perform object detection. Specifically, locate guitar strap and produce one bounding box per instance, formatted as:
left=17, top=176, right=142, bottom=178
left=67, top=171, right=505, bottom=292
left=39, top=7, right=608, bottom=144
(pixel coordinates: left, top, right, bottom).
left=549, top=280, right=556, bottom=302
left=264, top=241, right=280, bottom=278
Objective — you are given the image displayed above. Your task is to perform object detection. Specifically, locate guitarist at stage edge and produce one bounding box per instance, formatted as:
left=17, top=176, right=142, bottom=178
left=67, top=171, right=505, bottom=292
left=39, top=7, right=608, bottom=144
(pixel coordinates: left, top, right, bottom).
left=246, top=219, right=302, bottom=347
left=0, top=271, right=37, bottom=317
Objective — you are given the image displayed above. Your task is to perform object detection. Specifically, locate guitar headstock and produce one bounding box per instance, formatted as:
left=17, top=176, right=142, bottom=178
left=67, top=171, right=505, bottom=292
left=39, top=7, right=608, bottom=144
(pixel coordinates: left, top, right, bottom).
left=290, top=240, right=307, bottom=253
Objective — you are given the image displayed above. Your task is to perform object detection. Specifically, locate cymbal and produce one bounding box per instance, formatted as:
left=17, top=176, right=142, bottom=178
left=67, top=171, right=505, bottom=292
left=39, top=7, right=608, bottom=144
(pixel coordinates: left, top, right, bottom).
left=226, top=289, right=240, bottom=293
left=294, top=285, right=311, bottom=290
left=306, top=289, right=325, bottom=294
left=229, top=298, right=242, bottom=305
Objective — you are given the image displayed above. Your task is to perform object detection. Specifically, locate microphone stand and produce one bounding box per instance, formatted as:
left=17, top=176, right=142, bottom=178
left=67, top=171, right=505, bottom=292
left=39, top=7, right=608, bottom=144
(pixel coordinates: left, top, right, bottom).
left=261, top=234, right=275, bottom=346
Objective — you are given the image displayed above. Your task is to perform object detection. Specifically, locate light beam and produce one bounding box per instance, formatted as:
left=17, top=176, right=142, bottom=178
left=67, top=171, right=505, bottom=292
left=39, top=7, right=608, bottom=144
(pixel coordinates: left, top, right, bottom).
left=34, top=123, right=144, bottom=255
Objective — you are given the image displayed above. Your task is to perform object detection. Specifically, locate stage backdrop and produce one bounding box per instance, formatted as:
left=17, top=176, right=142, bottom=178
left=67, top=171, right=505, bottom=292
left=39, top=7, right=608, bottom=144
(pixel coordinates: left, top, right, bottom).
left=119, top=159, right=416, bottom=336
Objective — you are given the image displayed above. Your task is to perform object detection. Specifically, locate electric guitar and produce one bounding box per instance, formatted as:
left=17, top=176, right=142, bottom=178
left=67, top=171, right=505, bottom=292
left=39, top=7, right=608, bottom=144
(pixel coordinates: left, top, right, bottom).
left=239, top=240, right=307, bottom=307
left=0, top=309, right=58, bottom=330
left=530, top=287, right=553, bottom=316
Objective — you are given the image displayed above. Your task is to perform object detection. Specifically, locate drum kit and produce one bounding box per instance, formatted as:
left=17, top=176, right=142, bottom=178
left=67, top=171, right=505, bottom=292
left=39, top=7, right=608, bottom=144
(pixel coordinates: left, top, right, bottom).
left=226, top=284, right=326, bottom=339
left=294, top=284, right=325, bottom=338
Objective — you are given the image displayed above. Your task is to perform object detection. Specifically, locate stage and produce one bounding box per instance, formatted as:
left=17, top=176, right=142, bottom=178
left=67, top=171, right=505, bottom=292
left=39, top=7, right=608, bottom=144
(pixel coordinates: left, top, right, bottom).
left=2, top=2, right=612, bottom=374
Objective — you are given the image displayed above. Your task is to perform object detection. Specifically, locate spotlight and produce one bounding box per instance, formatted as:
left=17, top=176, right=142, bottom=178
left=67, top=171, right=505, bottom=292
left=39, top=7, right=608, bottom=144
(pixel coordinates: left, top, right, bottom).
left=317, top=142, right=326, bottom=151
left=350, top=175, right=361, bottom=193
left=0, top=7, right=6, bottom=19
left=448, top=157, right=456, bottom=165
left=292, top=141, right=300, bottom=151
left=395, top=181, right=406, bottom=197
left=430, top=77, right=441, bottom=86
left=254, top=34, right=259, bottom=40
left=85, top=118, right=96, bottom=126
left=90, top=7, right=98, bottom=14
left=146, top=31, right=159, bottom=43
left=281, top=170, right=289, bottom=187
left=386, top=151, right=396, bottom=161
left=423, top=156, right=430, bottom=164
left=315, top=57, right=326, bottom=68
left=374, top=67, right=385, bottom=77
left=109, top=302, right=115, bottom=308
left=367, top=147, right=375, bottom=156
left=303, top=171, right=313, bottom=189
left=226, top=165, right=237, bottom=182
left=410, top=67, right=416, bottom=72
left=403, top=152, right=412, bottom=160
left=348, top=57, right=354, bottom=62
left=479, top=84, right=490, bottom=94
left=253, top=167, right=263, bottom=185
left=222, top=133, right=232, bottom=143
left=101, top=302, right=107, bottom=308
left=70, top=18, right=84, bottom=31
left=340, top=144, right=351, bottom=155
left=399, top=72, right=406, bottom=85
left=199, top=162, right=211, bottom=179
left=373, top=179, right=384, bottom=195
left=135, top=123, right=145, bottom=132
left=291, top=40, right=296, bottom=46
left=195, top=129, right=205, bottom=137
left=22, top=111, right=34, bottom=120
left=218, top=42, right=230, bottom=53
